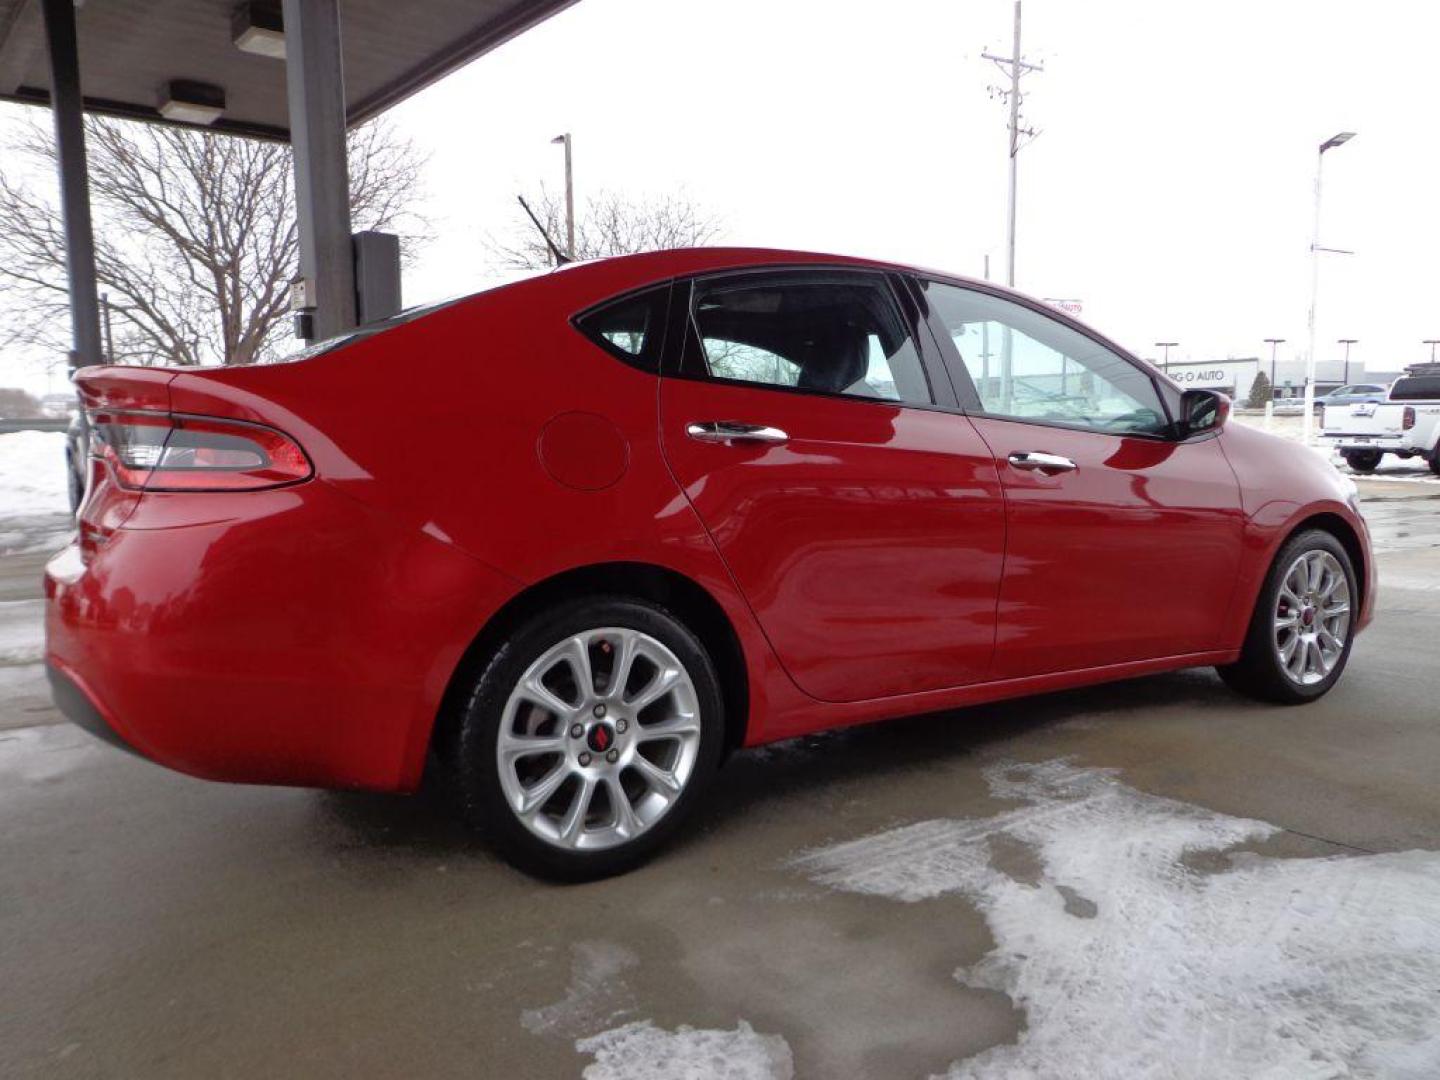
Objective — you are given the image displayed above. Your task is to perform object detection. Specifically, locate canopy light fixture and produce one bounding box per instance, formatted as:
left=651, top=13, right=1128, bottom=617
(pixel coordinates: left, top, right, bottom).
left=158, top=80, right=227, bottom=125
left=232, top=1, right=286, bottom=60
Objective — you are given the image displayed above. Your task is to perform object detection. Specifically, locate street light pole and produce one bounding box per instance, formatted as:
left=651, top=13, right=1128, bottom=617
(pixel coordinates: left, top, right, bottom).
left=1337, top=338, right=1357, bottom=383
left=1264, top=338, right=1285, bottom=392
left=550, top=132, right=574, bottom=261
left=1303, top=131, right=1355, bottom=443
left=1156, top=342, right=1178, bottom=373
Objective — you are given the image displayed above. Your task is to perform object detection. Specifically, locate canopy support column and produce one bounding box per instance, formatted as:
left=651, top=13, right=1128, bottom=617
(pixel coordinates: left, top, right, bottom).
left=283, top=0, right=355, bottom=341
left=40, top=0, right=103, bottom=368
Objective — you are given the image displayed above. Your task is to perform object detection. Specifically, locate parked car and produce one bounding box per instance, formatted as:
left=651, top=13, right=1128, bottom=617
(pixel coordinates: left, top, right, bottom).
left=1313, top=383, right=1387, bottom=413
left=45, top=248, right=1375, bottom=879
left=1320, top=372, right=1440, bottom=473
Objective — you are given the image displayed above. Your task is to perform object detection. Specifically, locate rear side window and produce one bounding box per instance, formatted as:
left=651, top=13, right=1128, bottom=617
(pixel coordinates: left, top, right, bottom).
left=684, top=273, right=933, bottom=405
left=1389, top=377, right=1440, bottom=401
left=574, top=284, right=671, bottom=372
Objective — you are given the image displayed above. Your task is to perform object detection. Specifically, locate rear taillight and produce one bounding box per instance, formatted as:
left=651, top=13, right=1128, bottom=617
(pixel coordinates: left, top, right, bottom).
left=1403, top=406, right=1416, bottom=431
left=90, top=412, right=311, bottom=491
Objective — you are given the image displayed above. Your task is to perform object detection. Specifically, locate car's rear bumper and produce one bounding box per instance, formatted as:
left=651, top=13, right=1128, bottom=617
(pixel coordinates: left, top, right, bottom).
left=44, top=481, right=519, bottom=793
left=1323, top=434, right=1407, bottom=451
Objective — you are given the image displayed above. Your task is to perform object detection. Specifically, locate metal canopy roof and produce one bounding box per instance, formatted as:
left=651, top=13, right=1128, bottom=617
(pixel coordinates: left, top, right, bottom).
left=0, top=0, right=577, bottom=139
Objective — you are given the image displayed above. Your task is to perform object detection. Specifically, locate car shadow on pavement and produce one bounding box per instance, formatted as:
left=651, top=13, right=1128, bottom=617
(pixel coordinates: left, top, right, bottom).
left=696, top=666, right=1238, bottom=837
left=313, top=667, right=1240, bottom=864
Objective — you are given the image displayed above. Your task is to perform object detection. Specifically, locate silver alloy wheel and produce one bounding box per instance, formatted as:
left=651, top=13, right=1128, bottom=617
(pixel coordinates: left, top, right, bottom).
left=496, top=627, right=702, bottom=852
left=1273, top=550, right=1351, bottom=686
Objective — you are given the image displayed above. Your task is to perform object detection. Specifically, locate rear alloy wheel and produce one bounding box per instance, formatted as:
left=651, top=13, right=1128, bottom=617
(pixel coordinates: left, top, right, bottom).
left=1217, top=529, right=1357, bottom=704
left=452, top=598, right=723, bottom=880
left=1341, top=449, right=1382, bottom=473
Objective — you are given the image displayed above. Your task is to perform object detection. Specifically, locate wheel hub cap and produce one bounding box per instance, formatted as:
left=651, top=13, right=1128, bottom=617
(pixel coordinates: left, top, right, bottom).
left=586, top=722, right=616, bottom=754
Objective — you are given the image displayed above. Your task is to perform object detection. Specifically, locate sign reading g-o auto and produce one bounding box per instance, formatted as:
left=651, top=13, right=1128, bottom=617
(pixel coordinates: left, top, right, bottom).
left=1166, top=359, right=1260, bottom=393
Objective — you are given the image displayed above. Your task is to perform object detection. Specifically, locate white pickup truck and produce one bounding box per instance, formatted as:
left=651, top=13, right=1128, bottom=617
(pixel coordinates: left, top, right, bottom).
left=1321, top=370, right=1440, bottom=474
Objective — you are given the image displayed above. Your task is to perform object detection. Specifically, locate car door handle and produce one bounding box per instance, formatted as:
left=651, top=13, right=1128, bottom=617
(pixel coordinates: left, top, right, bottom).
left=1008, top=451, right=1077, bottom=473
left=686, top=421, right=789, bottom=445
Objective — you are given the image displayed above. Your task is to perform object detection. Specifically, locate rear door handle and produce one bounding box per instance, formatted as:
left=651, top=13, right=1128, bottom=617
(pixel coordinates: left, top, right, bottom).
left=1008, top=451, right=1077, bottom=473
left=686, top=421, right=789, bottom=445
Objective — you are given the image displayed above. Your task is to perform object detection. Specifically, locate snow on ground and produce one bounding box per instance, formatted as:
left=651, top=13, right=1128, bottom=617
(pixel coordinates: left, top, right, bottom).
left=577, top=1021, right=794, bottom=1080
left=793, top=760, right=1440, bottom=1079
left=0, top=599, right=49, bottom=731
left=0, top=599, right=45, bottom=664
left=519, top=940, right=793, bottom=1079
left=0, top=431, right=70, bottom=515
left=0, top=431, right=74, bottom=555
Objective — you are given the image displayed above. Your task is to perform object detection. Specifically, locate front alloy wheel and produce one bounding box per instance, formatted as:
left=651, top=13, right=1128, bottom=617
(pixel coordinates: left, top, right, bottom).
left=1217, top=529, right=1358, bottom=704
left=1271, top=550, right=1351, bottom=686
left=451, top=597, right=723, bottom=880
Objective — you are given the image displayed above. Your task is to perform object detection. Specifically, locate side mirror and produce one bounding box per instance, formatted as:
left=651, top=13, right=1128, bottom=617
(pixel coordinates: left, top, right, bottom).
left=1178, top=389, right=1230, bottom=438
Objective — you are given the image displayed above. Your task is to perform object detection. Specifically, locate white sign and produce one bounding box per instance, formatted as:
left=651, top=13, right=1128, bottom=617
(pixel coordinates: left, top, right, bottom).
left=1166, top=359, right=1260, bottom=392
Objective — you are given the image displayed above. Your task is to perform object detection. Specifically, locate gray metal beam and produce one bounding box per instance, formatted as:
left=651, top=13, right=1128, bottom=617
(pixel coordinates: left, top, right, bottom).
left=282, top=0, right=355, bottom=342
left=39, top=0, right=103, bottom=368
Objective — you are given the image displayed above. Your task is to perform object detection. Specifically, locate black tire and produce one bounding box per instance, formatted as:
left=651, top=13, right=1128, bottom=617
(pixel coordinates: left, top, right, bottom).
left=1429, top=447, right=1440, bottom=477
left=1341, top=449, right=1382, bottom=473
left=449, top=596, right=724, bottom=881
left=1217, top=529, right=1358, bottom=705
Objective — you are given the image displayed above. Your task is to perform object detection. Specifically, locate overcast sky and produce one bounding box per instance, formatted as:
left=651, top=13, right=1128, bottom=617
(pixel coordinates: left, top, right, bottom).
left=5, top=0, right=1438, bottom=395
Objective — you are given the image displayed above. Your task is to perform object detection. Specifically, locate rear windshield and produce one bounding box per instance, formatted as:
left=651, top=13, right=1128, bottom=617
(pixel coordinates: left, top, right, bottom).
left=261, top=296, right=464, bottom=365
left=1389, top=377, right=1440, bottom=401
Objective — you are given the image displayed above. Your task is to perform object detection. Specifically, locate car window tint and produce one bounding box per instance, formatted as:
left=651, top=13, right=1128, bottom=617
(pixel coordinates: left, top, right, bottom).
left=1389, top=376, right=1440, bottom=401
left=689, top=276, right=932, bottom=405
left=574, top=285, right=669, bottom=371
left=920, top=280, right=1168, bottom=435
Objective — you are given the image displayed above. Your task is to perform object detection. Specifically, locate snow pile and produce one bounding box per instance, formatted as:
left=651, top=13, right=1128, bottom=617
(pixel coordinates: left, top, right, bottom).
left=578, top=1021, right=794, bottom=1080
left=0, top=431, right=70, bottom=516
left=0, top=432, right=73, bottom=555
left=794, top=760, right=1440, bottom=1079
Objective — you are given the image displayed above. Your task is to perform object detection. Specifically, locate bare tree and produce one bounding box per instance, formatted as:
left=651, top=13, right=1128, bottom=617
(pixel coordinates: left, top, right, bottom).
left=0, top=116, right=427, bottom=366
left=492, top=186, right=722, bottom=271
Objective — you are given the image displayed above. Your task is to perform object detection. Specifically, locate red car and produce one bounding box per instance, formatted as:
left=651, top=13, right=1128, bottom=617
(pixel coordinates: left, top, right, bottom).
left=45, top=248, right=1374, bottom=878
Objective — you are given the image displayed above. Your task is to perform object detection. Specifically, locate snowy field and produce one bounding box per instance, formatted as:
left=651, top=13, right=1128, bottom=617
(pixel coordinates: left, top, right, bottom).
left=0, top=431, right=73, bottom=555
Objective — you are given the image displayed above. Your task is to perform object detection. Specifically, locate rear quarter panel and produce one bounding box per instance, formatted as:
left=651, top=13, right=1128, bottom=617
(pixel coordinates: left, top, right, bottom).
left=162, top=264, right=823, bottom=762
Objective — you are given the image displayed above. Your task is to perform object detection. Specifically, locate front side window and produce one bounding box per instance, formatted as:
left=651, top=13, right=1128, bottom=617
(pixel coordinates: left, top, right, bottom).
left=687, top=274, right=932, bottom=405
left=920, top=280, right=1168, bottom=435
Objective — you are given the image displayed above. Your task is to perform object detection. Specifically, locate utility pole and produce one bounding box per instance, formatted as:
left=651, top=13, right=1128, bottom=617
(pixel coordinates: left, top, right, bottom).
left=550, top=132, right=575, bottom=260
left=983, top=1, right=1042, bottom=288
left=1264, top=338, right=1285, bottom=391
left=1337, top=338, right=1357, bottom=383
left=1156, top=341, right=1178, bottom=372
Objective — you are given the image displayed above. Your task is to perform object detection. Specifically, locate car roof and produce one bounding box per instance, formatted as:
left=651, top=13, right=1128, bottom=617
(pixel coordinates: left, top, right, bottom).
left=548, top=246, right=1003, bottom=300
